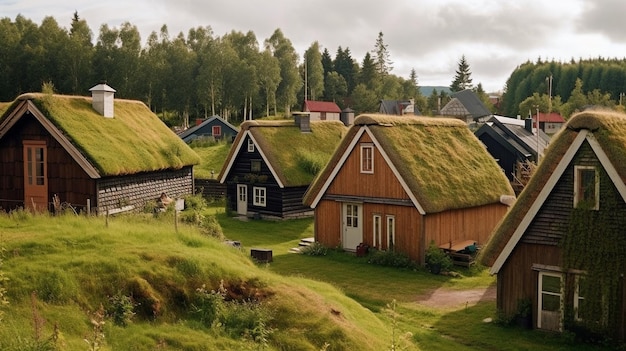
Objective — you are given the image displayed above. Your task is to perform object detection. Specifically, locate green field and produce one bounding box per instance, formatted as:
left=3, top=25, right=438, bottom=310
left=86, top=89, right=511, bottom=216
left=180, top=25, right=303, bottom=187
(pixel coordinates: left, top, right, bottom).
left=0, top=205, right=616, bottom=350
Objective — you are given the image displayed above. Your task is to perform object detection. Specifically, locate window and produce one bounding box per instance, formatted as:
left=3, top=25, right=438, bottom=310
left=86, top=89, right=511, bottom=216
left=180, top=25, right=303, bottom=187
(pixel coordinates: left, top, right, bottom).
left=26, top=146, right=46, bottom=185
left=212, top=125, right=222, bottom=136
left=386, top=215, right=395, bottom=251
left=574, top=275, right=586, bottom=321
left=247, top=138, right=255, bottom=152
left=251, top=159, right=261, bottom=173
left=373, top=214, right=382, bottom=248
left=346, top=204, right=359, bottom=228
left=360, top=144, right=374, bottom=174
left=574, top=166, right=599, bottom=210
left=253, top=187, right=266, bottom=207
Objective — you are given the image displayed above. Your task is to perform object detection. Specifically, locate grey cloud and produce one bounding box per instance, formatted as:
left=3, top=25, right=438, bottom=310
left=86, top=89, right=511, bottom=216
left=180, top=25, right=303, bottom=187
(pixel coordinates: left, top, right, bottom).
left=575, top=0, right=626, bottom=43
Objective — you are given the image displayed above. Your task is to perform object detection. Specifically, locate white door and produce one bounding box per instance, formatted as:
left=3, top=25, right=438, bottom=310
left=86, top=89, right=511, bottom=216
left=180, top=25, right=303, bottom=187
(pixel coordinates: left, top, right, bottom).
left=538, top=272, right=563, bottom=331
left=237, top=184, right=247, bottom=215
left=342, top=203, right=362, bottom=251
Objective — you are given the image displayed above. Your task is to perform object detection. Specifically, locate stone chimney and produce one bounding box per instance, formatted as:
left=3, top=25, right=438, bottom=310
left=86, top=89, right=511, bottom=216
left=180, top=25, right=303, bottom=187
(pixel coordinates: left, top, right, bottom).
left=524, top=118, right=533, bottom=133
left=293, top=112, right=311, bottom=133
left=89, top=83, right=116, bottom=118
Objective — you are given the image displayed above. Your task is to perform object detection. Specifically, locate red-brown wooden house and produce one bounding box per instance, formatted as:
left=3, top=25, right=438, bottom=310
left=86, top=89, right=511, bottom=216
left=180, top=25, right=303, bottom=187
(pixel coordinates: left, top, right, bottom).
left=0, top=85, right=199, bottom=214
left=480, top=110, right=626, bottom=341
left=303, top=114, right=514, bottom=264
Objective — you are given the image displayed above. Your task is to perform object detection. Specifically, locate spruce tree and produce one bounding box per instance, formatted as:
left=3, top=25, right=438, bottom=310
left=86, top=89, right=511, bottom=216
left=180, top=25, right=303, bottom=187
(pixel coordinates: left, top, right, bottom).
left=450, top=55, right=473, bottom=92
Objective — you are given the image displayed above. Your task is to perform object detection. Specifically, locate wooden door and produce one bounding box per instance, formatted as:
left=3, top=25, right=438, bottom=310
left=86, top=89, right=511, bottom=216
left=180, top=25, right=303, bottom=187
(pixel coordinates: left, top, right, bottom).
left=23, top=141, right=48, bottom=212
left=538, top=271, right=563, bottom=331
left=342, top=203, right=362, bottom=251
left=237, top=184, right=247, bottom=215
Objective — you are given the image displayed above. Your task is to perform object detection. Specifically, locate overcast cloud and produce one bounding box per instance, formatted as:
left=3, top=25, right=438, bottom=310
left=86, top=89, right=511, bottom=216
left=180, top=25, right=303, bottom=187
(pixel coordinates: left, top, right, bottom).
left=2, top=0, right=625, bottom=92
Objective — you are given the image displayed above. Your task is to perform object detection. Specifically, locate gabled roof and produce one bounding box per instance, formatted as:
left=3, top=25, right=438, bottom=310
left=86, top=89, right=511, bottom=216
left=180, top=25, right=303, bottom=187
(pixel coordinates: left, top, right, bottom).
left=476, top=116, right=550, bottom=159
left=442, top=90, right=491, bottom=120
left=378, top=100, right=420, bottom=115
left=178, top=115, right=238, bottom=140
left=304, top=114, right=514, bottom=214
left=219, top=119, right=347, bottom=187
left=0, top=93, right=200, bottom=178
left=534, top=112, right=565, bottom=123
left=303, top=100, right=341, bottom=113
left=480, top=110, right=626, bottom=273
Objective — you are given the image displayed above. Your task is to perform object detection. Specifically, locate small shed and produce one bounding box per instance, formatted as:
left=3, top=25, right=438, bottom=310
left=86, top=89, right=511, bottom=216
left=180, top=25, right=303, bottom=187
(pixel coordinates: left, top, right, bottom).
left=303, top=100, right=341, bottom=121
left=0, top=86, right=200, bottom=214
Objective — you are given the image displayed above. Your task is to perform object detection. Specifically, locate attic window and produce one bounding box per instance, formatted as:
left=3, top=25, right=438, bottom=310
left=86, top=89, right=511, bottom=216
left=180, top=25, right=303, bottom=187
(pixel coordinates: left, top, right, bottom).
left=212, top=125, right=222, bottom=136
left=574, top=165, right=599, bottom=210
left=360, top=144, right=374, bottom=174
left=247, top=138, right=255, bottom=152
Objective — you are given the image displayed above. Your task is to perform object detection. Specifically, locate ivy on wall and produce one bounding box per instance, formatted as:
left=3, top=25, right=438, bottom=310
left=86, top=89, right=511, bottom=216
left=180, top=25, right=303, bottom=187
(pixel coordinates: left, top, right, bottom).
left=561, top=168, right=626, bottom=340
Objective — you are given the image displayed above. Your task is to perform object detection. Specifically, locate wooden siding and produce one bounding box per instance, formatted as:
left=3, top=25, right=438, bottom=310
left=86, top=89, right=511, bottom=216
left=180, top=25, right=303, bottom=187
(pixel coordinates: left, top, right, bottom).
left=0, top=114, right=95, bottom=211
left=326, top=132, right=411, bottom=200
left=480, top=133, right=516, bottom=181
left=314, top=200, right=342, bottom=248
left=195, top=179, right=226, bottom=199
left=498, top=140, right=626, bottom=337
left=425, top=203, right=508, bottom=247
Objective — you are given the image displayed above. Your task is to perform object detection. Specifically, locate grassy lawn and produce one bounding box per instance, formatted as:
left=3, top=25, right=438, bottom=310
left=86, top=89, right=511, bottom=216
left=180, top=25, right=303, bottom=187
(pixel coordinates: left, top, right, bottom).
left=191, top=141, right=232, bottom=179
left=214, top=209, right=615, bottom=351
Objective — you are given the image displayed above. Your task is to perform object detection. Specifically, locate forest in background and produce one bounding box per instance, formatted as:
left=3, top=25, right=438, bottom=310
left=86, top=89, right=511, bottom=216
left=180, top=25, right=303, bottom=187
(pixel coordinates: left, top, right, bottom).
left=2, top=12, right=626, bottom=127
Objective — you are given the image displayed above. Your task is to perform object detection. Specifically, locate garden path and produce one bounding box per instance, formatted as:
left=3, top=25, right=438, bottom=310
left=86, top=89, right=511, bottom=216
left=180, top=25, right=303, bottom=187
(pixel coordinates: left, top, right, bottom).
left=416, top=285, right=496, bottom=309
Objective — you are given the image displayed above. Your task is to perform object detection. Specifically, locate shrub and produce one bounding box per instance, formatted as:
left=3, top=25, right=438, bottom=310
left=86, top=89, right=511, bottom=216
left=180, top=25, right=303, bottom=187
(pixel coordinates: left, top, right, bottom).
left=200, top=215, right=224, bottom=240
left=425, top=241, right=453, bottom=274
left=107, top=291, right=136, bottom=327
left=367, top=249, right=416, bottom=269
left=220, top=299, right=273, bottom=342
left=192, top=282, right=226, bottom=327
left=300, top=242, right=327, bottom=256
left=36, top=270, right=78, bottom=304
left=183, top=194, right=208, bottom=212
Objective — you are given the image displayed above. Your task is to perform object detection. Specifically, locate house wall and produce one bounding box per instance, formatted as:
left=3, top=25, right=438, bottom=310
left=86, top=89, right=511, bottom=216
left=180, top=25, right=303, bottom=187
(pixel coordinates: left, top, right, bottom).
left=478, top=133, right=516, bottom=181
left=96, top=166, right=193, bottom=214
left=0, top=114, right=96, bottom=211
left=498, top=140, right=626, bottom=337
left=425, top=203, right=509, bottom=247
left=325, top=132, right=411, bottom=200
left=184, top=120, right=237, bottom=142
left=308, top=112, right=340, bottom=122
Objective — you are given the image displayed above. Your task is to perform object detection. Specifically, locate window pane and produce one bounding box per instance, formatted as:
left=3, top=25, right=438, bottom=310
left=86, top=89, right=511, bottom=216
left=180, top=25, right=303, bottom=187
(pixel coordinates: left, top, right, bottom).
left=542, top=294, right=561, bottom=312
left=542, top=275, right=561, bottom=293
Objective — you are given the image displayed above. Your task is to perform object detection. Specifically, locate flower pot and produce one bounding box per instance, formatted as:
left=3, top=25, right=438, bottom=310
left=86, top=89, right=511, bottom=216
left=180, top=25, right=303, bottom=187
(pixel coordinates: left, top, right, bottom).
left=429, top=263, right=442, bottom=275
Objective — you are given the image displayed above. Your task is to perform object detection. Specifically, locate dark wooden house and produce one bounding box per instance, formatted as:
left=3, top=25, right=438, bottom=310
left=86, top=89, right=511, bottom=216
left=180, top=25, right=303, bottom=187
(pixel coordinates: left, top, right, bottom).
left=475, top=116, right=550, bottom=182
left=219, top=116, right=346, bottom=219
left=178, top=115, right=238, bottom=143
left=303, top=114, right=514, bottom=263
left=480, top=110, right=626, bottom=341
left=378, top=99, right=420, bottom=115
left=0, top=85, right=200, bottom=214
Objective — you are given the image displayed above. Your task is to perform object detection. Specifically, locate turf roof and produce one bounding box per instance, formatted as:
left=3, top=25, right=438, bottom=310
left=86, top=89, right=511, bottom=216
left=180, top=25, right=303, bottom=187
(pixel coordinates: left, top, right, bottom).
left=222, top=119, right=347, bottom=187
left=0, top=93, right=199, bottom=177
left=479, top=109, right=626, bottom=267
left=304, top=114, right=514, bottom=213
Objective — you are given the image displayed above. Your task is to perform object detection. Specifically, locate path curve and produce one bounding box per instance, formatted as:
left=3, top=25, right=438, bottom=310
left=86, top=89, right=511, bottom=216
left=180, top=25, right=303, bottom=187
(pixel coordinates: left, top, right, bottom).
left=416, top=285, right=496, bottom=309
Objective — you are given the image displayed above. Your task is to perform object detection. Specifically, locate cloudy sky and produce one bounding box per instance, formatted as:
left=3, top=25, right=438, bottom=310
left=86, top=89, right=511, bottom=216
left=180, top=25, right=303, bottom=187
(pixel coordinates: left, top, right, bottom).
left=3, top=0, right=626, bottom=92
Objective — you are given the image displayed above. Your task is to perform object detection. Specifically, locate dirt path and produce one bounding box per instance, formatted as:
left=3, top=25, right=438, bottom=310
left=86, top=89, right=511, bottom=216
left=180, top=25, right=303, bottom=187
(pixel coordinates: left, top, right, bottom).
left=416, top=285, right=496, bottom=309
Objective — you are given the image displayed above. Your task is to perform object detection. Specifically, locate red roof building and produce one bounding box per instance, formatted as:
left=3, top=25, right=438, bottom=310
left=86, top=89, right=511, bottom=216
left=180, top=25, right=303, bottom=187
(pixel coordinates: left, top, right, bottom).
left=303, top=100, right=341, bottom=121
left=533, top=112, right=565, bottom=134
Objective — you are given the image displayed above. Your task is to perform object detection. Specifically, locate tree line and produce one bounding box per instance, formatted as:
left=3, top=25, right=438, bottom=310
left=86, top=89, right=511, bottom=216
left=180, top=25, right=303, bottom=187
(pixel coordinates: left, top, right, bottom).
left=502, top=58, right=626, bottom=119
left=0, top=14, right=432, bottom=126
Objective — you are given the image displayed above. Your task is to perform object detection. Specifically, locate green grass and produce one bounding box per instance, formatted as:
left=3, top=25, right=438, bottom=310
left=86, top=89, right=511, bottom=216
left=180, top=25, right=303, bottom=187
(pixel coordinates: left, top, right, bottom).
left=0, top=208, right=619, bottom=350
left=191, top=141, right=232, bottom=179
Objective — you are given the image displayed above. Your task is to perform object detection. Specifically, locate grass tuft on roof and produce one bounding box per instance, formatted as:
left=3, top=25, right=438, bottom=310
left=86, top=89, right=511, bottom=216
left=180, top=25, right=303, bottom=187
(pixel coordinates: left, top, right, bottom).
left=21, top=94, right=200, bottom=176
left=245, top=120, right=347, bottom=186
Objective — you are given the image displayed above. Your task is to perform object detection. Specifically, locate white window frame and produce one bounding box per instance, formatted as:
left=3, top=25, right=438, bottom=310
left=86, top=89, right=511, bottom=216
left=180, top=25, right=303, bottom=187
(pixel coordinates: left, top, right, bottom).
left=386, top=215, right=395, bottom=251
left=373, top=214, right=382, bottom=248
left=253, top=186, right=266, bottom=207
left=574, top=275, right=585, bottom=322
left=247, top=138, right=255, bottom=152
left=360, top=144, right=374, bottom=174
left=537, top=271, right=564, bottom=331
left=574, top=165, right=599, bottom=210
left=346, top=204, right=359, bottom=228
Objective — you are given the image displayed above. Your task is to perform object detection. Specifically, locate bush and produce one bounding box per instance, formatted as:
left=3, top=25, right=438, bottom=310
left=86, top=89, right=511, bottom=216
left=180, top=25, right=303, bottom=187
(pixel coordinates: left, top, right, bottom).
left=367, top=249, right=416, bottom=269
left=220, top=299, right=273, bottom=342
left=200, top=215, right=224, bottom=240
left=36, top=270, right=78, bottom=304
left=300, top=242, right=327, bottom=256
left=107, top=291, right=136, bottom=327
left=425, top=241, right=453, bottom=274
left=192, top=282, right=226, bottom=327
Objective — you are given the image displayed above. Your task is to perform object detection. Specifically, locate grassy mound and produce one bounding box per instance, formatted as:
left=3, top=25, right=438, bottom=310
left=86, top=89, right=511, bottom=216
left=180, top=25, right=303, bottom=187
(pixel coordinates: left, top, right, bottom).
left=0, top=211, right=388, bottom=350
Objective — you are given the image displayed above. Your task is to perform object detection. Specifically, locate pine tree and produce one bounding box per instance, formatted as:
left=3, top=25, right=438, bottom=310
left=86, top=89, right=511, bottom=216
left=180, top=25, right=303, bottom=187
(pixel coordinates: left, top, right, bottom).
left=373, top=31, right=393, bottom=76
left=450, top=55, right=473, bottom=92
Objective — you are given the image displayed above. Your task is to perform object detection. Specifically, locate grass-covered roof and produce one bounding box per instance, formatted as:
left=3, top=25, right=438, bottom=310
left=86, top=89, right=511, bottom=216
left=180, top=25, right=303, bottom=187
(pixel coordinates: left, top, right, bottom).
left=0, top=93, right=200, bottom=177
left=480, top=109, right=626, bottom=267
left=305, top=114, right=514, bottom=213
left=222, top=119, right=347, bottom=187
left=0, top=101, right=11, bottom=116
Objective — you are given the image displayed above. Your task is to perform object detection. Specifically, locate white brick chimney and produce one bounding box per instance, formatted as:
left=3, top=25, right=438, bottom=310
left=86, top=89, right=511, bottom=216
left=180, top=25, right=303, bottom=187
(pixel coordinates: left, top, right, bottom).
left=89, top=83, right=116, bottom=118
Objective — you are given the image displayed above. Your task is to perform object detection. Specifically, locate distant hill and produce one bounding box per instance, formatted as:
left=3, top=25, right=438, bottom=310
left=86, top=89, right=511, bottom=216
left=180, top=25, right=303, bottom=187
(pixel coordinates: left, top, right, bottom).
left=420, top=86, right=452, bottom=96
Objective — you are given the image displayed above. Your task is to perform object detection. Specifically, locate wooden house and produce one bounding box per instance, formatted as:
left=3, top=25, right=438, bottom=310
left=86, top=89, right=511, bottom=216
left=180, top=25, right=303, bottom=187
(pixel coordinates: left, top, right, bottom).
left=178, top=115, right=238, bottom=143
left=0, top=85, right=200, bottom=214
left=441, top=89, right=492, bottom=123
left=480, top=110, right=626, bottom=341
left=475, top=116, right=550, bottom=183
left=378, top=99, right=420, bottom=115
left=533, top=112, right=566, bottom=135
left=219, top=116, right=346, bottom=219
left=303, top=114, right=514, bottom=264
left=303, top=100, right=342, bottom=121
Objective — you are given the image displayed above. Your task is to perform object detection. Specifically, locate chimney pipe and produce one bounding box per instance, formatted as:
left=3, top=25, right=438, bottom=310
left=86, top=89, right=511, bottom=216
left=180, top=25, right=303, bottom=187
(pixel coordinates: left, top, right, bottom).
left=89, top=83, right=116, bottom=118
